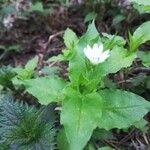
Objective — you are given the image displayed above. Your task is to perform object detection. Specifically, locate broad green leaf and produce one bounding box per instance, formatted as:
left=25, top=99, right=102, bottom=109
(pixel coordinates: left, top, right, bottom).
left=98, top=89, right=150, bottom=130
left=61, top=91, right=102, bottom=150
left=97, top=47, right=136, bottom=77
left=23, top=77, right=67, bottom=105
left=132, top=21, right=150, bottom=46
left=138, top=51, right=150, bottom=67
left=64, top=28, right=78, bottom=49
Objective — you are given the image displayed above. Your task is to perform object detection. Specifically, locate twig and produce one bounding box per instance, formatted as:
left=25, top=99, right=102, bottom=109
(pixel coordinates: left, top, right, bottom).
left=143, top=133, right=149, bottom=145
left=45, top=31, right=64, bottom=49
left=119, top=129, right=135, bottom=144
left=104, top=140, right=120, bottom=150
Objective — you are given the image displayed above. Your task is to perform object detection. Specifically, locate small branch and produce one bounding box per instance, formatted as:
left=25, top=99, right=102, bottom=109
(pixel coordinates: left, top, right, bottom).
left=45, top=31, right=64, bottom=49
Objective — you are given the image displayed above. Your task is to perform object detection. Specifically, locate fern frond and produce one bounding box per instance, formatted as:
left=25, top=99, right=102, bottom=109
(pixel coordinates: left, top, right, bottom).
left=0, top=95, right=57, bottom=150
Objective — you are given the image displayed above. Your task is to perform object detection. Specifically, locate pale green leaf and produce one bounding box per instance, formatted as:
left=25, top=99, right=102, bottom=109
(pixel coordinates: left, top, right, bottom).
left=98, top=89, right=150, bottom=130
left=133, top=21, right=150, bottom=45
left=97, top=47, right=136, bottom=77
left=138, top=51, right=150, bottom=67
left=25, top=56, right=38, bottom=71
left=48, top=54, right=65, bottom=62
left=61, top=91, right=102, bottom=150
left=13, top=56, right=38, bottom=81
left=84, top=12, right=97, bottom=23
left=133, top=119, right=148, bottom=132
left=63, top=28, right=78, bottom=49
left=23, top=77, right=67, bottom=105
left=79, top=21, right=100, bottom=46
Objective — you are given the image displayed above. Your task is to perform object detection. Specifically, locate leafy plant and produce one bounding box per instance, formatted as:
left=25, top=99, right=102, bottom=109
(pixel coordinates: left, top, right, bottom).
left=0, top=94, right=57, bottom=150
left=12, top=56, right=38, bottom=87
left=138, top=51, right=150, bottom=67
left=19, top=21, right=150, bottom=150
left=0, top=66, right=16, bottom=90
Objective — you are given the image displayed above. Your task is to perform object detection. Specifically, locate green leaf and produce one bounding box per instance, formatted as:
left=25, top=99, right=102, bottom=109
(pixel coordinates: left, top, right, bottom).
left=98, top=89, right=150, bottom=130
left=132, top=21, right=150, bottom=46
left=133, top=119, right=148, bottom=132
left=61, top=91, right=102, bottom=150
left=57, top=129, right=70, bottom=150
left=25, top=56, right=38, bottom=71
left=13, top=56, right=38, bottom=81
left=48, top=54, right=65, bottom=62
left=64, top=28, right=78, bottom=49
left=84, top=12, right=97, bottom=23
left=23, top=77, right=66, bottom=105
left=40, top=66, right=61, bottom=76
left=138, top=51, right=150, bottom=67
left=31, top=2, right=44, bottom=12
left=80, top=21, right=99, bottom=45
left=112, top=15, right=125, bottom=26
left=102, top=33, right=126, bottom=47
left=97, top=47, right=136, bottom=77
left=93, top=129, right=114, bottom=140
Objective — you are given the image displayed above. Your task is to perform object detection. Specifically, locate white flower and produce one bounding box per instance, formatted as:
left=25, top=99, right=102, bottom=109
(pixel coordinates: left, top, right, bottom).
left=84, top=43, right=110, bottom=65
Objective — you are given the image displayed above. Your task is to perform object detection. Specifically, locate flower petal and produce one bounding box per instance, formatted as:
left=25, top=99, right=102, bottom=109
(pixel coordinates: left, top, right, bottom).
left=84, top=45, right=92, bottom=60
left=98, top=50, right=110, bottom=63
